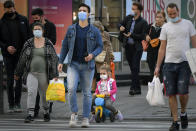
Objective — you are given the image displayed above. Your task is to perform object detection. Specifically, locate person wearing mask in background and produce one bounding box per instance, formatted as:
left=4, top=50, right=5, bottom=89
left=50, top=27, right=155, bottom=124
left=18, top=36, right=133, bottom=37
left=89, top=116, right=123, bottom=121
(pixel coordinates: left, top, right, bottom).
left=0, top=0, right=30, bottom=113
left=91, top=21, right=114, bottom=92
left=154, top=3, right=196, bottom=131
left=58, top=3, right=103, bottom=128
left=14, top=22, right=58, bottom=123
left=119, top=2, right=148, bottom=96
left=30, top=8, right=57, bottom=117
left=30, top=8, right=56, bottom=45
left=146, top=11, right=166, bottom=82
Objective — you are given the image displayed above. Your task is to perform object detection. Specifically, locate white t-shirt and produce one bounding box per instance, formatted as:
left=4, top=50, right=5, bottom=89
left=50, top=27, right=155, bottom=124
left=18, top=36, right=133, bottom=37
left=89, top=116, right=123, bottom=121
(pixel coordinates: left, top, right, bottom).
left=159, top=19, right=196, bottom=63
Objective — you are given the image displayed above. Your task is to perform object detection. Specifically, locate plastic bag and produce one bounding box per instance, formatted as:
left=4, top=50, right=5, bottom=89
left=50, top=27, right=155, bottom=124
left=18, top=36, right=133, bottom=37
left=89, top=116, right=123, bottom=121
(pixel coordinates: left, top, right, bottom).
left=46, top=79, right=65, bottom=102
left=146, top=76, right=165, bottom=106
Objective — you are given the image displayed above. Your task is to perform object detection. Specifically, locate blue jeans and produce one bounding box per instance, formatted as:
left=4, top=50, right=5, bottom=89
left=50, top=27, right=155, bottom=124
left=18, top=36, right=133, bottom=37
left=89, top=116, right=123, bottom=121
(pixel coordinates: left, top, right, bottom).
left=67, top=61, right=94, bottom=118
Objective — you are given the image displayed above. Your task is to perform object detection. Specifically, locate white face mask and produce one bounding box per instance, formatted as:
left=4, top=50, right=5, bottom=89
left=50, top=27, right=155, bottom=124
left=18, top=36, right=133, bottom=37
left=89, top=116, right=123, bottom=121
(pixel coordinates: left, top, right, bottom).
left=100, top=74, right=108, bottom=80
left=33, top=30, right=43, bottom=38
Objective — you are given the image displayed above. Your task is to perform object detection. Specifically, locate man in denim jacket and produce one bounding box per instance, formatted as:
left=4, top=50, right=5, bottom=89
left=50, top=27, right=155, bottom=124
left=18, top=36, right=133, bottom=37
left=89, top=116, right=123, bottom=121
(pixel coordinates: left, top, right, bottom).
left=58, top=3, right=103, bottom=128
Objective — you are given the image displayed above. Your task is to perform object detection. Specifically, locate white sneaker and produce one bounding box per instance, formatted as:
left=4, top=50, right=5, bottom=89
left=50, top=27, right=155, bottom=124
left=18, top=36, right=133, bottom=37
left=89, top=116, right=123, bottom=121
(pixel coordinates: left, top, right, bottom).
left=69, top=114, right=78, bottom=127
left=81, top=117, right=89, bottom=128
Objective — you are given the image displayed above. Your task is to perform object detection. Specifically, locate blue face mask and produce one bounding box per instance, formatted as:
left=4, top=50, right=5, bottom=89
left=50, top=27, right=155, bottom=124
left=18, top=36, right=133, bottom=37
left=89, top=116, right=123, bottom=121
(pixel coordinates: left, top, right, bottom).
left=170, top=17, right=180, bottom=23
left=78, top=11, right=87, bottom=21
left=33, top=30, right=43, bottom=38
left=131, top=11, right=136, bottom=16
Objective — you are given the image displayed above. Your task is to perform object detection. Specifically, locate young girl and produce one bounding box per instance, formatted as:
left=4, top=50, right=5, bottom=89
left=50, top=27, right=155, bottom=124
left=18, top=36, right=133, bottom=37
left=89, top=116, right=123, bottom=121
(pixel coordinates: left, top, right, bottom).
left=90, top=64, right=123, bottom=122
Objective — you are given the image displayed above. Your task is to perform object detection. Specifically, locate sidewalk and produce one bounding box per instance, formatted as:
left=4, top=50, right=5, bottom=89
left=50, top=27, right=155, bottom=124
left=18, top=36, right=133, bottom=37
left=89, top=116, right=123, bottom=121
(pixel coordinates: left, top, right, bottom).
left=1, top=85, right=196, bottom=121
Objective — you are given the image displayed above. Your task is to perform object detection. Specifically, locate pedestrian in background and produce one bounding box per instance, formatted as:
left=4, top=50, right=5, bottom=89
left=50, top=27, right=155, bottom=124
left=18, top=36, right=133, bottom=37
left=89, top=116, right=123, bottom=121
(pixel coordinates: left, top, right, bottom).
left=154, top=3, right=196, bottom=131
left=119, top=2, right=148, bottom=96
left=92, top=20, right=114, bottom=92
left=0, top=0, right=30, bottom=113
left=30, top=7, right=57, bottom=117
left=146, top=11, right=166, bottom=82
left=14, top=22, right=58, bottom=123
left=58, top=3, right=103, bottom=128
left=30, top=8, right=56, bottom=45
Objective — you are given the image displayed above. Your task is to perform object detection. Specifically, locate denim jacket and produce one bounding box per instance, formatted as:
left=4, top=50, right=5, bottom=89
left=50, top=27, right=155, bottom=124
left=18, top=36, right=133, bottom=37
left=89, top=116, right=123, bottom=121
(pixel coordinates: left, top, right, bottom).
left=59, top=24, right=103, bottom=69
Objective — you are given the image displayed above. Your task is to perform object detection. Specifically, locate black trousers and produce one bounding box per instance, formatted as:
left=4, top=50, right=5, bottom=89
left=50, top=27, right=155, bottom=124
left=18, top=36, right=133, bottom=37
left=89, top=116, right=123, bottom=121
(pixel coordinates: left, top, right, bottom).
left=3, top=56, right=22, bottom=107
left=147, top=48, right=163, bottom=82
left=125, top=44, right=143, bottom=91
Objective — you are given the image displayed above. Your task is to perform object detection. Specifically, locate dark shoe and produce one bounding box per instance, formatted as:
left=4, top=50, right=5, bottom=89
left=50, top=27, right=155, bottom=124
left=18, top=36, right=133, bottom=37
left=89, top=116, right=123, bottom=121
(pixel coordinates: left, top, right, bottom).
left=34, top=110, right=39, bottom=118
left=134, top=90, right=141, bottom=95
left=14, top=105, right=22, bottom=112
left=181, top=113, right=188, bottom=129
left=44, top=113, right=50, bottom=122
left=129, top=89, right=135, bottom=96
left=169, top=122, right=179, bottom=131
left=24, top=115, right=34, bottom=123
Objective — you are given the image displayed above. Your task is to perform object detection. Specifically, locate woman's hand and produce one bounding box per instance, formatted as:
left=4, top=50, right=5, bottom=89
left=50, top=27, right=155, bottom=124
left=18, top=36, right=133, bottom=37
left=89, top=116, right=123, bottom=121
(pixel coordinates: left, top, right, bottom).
left=53, top=77, right=58, bottom=81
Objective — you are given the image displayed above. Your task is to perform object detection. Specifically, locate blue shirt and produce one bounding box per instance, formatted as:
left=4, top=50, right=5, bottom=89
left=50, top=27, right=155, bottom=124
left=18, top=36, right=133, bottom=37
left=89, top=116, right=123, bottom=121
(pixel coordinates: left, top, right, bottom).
left=72, top=24, right=90, bottom=63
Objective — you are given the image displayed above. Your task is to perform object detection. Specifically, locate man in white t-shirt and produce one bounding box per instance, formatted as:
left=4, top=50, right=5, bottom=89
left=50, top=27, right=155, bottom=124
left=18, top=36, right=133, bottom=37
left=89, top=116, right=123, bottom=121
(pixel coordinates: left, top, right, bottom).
left=154, top=3, right=196, bottom=131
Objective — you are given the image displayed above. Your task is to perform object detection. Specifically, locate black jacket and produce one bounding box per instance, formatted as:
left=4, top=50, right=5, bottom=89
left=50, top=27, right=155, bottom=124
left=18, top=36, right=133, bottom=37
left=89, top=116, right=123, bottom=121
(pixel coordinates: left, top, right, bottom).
left=14, top=38, right=59, bottom=84
left=146, top=24, right=162, bottom=52
left=0, top=12, right=30, bottom=57
left=119, top=15, right=148, bottom=50
left=30, top=19, right=56, bottom=45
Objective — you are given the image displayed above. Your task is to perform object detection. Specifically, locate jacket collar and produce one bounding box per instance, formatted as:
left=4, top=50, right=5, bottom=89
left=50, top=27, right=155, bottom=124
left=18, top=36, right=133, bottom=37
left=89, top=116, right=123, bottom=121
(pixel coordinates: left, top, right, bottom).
left=72, top=23, right=94, bottom=33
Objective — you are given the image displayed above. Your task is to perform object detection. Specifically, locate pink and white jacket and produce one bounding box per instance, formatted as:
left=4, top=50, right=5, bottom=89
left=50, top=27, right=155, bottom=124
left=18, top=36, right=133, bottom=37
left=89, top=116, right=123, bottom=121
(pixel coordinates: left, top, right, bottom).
left=95, top=78, right=117, bottom=102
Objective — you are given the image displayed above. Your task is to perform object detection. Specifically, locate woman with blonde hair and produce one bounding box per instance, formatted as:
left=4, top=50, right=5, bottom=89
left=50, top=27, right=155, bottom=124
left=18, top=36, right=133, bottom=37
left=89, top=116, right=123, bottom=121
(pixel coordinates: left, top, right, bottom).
left=92, top=21, right=114, bottom=92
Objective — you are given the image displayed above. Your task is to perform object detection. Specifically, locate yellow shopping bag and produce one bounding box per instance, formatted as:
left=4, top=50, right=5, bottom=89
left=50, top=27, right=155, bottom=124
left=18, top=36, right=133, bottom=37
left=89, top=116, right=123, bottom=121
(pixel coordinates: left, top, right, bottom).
left=46, top=79, right=65, bottom=102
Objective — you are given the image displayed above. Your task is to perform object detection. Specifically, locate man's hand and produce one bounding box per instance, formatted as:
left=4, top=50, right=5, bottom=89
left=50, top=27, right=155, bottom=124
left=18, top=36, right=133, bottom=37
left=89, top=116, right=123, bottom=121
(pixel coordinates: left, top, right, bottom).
left=85, top=54, right=93, bottom=62
left=120, top=26, right=125, bottom=32
left=154, top=67, right=160, bottom=77
left=58, top=64, right=63, bottom=73
left=14, top=75, right=19, bottom=80
left=7, top=46, right=16, bottom=55
left=146, top=35, right=151, bottom=42
left=123, top=32, right=131, bottom=38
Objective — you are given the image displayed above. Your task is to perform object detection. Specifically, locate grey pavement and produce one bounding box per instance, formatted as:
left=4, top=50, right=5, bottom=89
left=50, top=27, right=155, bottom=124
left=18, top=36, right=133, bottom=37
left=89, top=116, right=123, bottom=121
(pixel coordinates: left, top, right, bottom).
left=1, top=85, right=196, bottom=121
left=1, top=118, right=196, bottom=131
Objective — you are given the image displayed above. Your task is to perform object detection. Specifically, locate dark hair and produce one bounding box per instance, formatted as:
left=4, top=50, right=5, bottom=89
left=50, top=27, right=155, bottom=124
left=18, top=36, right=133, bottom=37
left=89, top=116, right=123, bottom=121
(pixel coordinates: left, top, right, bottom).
left=31, top=8, right=44, bottom=16
left=78, top=3, right=90, bottom=13
left=32, top=22, right=44, bottom=30
left=156, top=10, right=167, bottom=22
left=132, top=2, right=143, bottom=12
left=4, top=0, right=15, bottom=8
left=167, top=3, right=179, bottom=12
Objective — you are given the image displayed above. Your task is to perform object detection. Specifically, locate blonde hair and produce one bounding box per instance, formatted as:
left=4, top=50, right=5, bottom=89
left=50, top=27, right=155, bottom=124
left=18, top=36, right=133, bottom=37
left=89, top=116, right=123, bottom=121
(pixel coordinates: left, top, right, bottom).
left=100, top=63, right=111, bottom=72
left=93, top=21, right=104, bottom=32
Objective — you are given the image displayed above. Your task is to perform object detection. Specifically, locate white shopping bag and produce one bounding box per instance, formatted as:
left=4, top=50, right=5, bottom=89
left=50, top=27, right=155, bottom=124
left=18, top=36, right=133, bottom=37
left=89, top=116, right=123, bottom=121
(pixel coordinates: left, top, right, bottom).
left=146, top=76, right=165, bottom=106
left=185, top=48, right=196, bottom=81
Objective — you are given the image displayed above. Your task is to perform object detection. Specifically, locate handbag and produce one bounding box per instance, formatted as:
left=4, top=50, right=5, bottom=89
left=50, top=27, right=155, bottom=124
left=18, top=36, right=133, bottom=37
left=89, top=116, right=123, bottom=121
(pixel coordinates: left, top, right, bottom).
left=95, top=51, right=106, bottom=63
left=150, top=38, right=159, bottom=47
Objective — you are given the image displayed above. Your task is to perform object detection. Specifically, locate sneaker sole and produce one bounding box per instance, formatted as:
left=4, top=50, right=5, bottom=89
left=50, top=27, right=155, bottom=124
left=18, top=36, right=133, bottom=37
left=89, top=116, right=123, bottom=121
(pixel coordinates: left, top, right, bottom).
left=69, top=122, right=77, bottom=128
